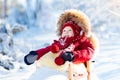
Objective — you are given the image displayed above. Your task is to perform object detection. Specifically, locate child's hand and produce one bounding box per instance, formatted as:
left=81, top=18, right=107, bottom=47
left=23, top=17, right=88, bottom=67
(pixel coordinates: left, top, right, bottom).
left=54, top=51, right=74, bottom=66
left=24, top=51, right=38, bottom=65
left=61, top=51, right=74, bottom=62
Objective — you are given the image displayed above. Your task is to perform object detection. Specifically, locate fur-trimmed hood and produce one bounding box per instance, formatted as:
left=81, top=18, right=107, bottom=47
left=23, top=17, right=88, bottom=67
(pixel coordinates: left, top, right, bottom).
left=57, top=9, right=99, bottom=49
left=57, top=9, right=91, bottom=37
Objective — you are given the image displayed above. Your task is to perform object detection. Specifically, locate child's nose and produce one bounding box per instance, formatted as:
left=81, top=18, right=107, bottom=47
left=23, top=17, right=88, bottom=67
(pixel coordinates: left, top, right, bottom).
left=66, top=30, right=69, bottom=33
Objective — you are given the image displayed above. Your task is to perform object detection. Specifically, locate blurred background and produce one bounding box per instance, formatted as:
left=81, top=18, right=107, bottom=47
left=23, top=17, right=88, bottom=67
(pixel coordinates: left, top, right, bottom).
left=0, top=0, right=120, bottom=80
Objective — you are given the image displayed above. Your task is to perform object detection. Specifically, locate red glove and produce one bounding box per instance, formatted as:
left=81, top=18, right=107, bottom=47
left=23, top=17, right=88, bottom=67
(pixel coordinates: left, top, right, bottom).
left=55, top=55, right=65, bottom=65
left=50, top=44, right=60, bottom=53
left=54, top=51, right=74, bottom=66
left=50, top=40, right=61, bottom=53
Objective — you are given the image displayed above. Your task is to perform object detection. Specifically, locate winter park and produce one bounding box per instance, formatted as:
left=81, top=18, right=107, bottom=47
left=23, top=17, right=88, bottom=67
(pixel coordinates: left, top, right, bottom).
left=0, top=0, right=120, bottom=80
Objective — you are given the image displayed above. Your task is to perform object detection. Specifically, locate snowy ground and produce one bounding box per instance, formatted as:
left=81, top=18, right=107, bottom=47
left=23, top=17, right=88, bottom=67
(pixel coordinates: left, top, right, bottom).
left=95, top=39, right=120, bottom=80
left=0, top=26, right=120, bottom=80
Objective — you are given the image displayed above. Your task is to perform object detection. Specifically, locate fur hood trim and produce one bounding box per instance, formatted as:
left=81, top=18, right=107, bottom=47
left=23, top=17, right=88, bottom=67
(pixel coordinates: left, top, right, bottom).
left=57, top=9, right=92, bottom=36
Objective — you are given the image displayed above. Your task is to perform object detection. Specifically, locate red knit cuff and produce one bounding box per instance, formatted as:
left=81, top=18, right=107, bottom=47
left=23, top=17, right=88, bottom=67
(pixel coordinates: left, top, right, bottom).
left=72, top=51, right=79, bottom=61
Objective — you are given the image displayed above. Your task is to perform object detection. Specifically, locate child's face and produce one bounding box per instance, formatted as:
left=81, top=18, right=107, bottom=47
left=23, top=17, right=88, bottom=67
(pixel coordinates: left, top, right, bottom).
left=61, top=26, right=74, bottom=38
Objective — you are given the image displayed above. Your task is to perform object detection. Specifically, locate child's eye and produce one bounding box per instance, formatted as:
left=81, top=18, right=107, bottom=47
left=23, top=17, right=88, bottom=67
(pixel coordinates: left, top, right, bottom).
left=63, top=30, right=66, bottom=32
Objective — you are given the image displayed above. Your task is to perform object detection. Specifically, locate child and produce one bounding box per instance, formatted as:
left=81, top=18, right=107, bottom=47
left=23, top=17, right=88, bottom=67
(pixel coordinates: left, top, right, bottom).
left=24, top=9, right=97, bottom=70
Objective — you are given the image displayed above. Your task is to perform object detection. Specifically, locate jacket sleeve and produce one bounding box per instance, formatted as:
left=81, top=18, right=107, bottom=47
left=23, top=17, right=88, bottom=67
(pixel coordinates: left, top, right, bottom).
left=36, top=39, right=61, bottom=60
left=73, top=38, right=95, bottom=63
left=36, top=46, right=51, bottom=60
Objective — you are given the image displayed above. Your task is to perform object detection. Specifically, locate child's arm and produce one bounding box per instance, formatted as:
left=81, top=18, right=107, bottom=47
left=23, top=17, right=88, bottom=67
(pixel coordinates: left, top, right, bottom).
left=72, top=39, right=95, bottom=63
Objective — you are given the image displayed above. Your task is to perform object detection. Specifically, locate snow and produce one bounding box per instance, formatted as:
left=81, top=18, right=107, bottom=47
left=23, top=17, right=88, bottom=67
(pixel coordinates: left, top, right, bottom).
left=0, top=0, right=120, bottom=80
left=29, top=67, right=68, bottom=80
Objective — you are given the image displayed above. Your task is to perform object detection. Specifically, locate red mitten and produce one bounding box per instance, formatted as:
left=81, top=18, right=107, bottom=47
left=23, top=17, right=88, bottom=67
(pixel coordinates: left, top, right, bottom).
left=50, top=43, right=60, bottom=53
left=55, top=56, right=65, bottom=65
